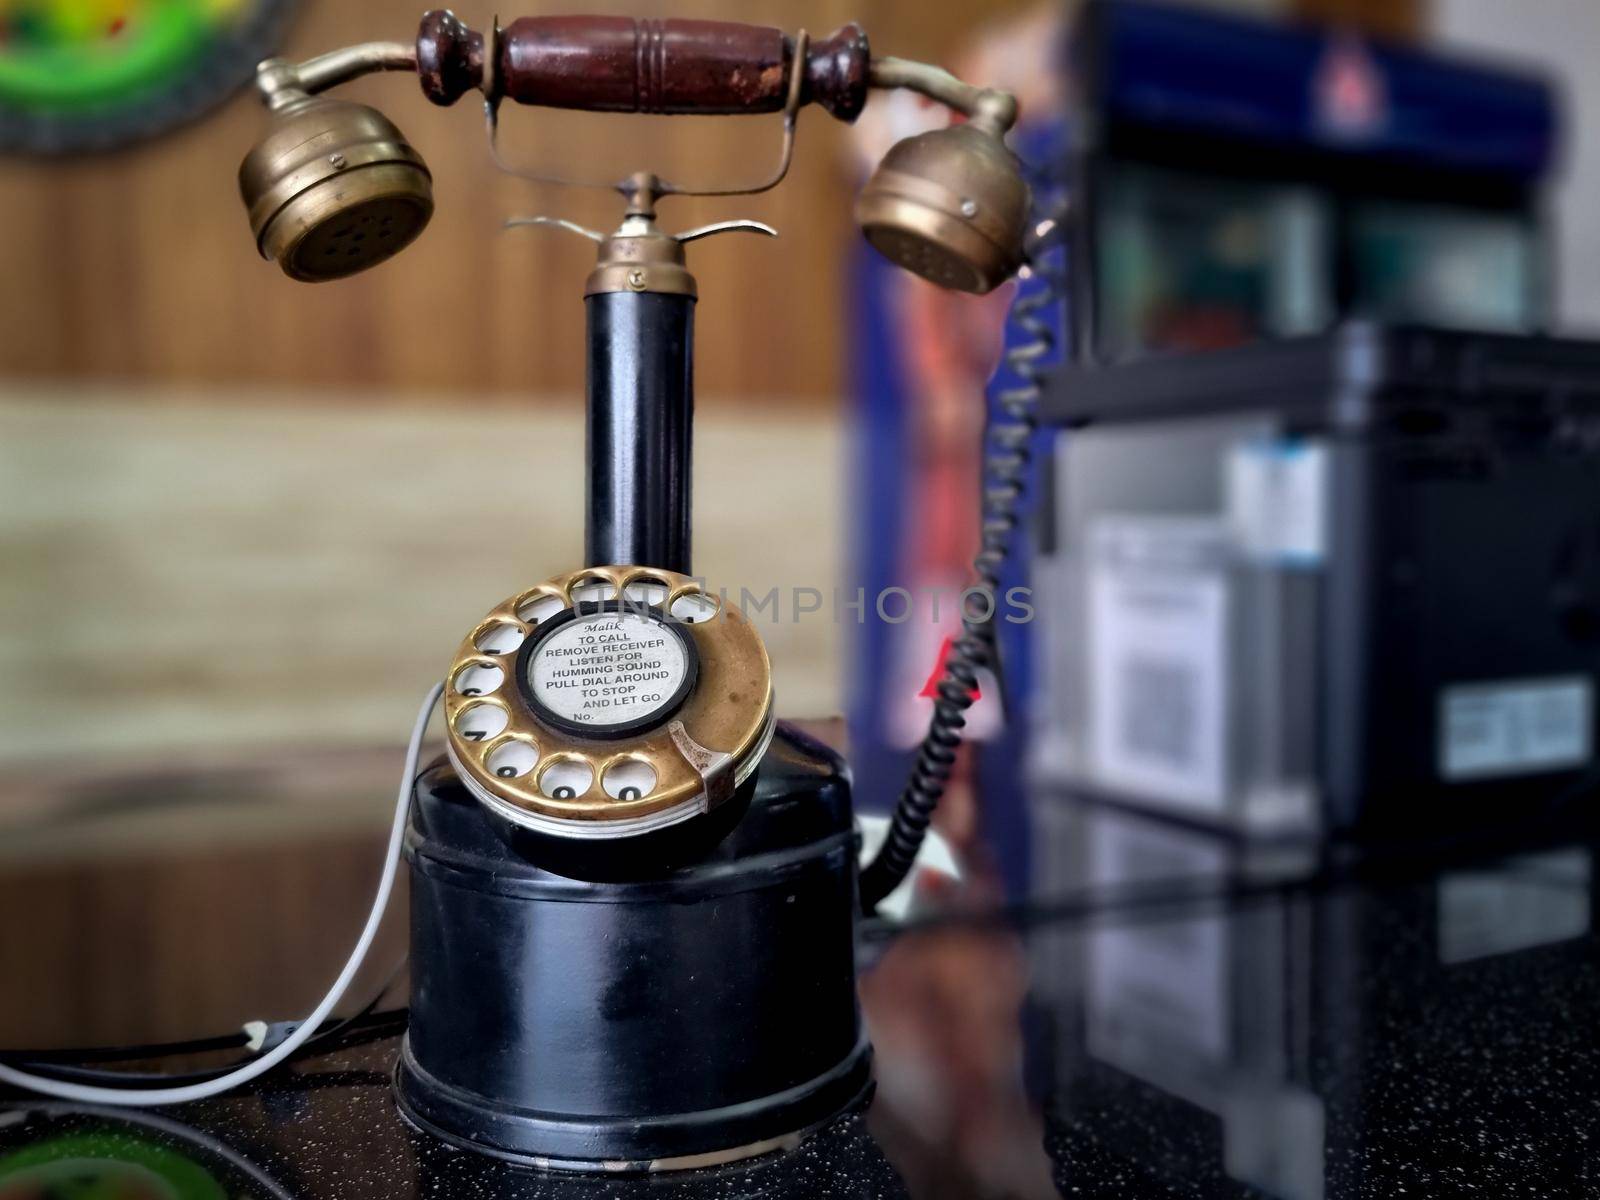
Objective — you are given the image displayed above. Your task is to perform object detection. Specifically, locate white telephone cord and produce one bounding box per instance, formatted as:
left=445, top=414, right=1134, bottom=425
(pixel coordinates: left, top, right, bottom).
left=0, top=680, right=444, bottom=1108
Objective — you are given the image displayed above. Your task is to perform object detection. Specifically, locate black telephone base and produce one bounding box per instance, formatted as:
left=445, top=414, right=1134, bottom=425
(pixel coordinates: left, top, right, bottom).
left=397, top=722, right=872, bottom=1170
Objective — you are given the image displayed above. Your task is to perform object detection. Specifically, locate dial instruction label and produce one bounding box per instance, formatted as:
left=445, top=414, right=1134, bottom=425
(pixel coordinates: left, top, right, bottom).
left=527, top=611, right=690, bottom=729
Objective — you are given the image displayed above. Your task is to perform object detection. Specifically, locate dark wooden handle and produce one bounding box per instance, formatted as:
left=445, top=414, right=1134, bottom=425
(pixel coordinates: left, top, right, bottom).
left=417, top=10, right=870, bottom=122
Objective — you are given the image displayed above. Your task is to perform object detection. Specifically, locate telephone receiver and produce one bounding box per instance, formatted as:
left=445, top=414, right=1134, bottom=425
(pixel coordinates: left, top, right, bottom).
left=236, top=10, right=1030, bottom=293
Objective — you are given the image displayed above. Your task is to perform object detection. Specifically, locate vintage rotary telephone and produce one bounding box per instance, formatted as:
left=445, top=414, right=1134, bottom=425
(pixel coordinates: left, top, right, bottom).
left=1, top=8, right=1047, bottom=1172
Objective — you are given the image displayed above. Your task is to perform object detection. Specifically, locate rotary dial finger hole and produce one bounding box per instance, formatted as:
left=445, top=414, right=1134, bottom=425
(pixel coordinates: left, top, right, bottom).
left=446, top=566, right=774, bottom=839
left=517, top=592, right=565, bottom=625
left=539, top=757, right=594, bottom=800
left=454, top=662, right=505, bottom=697
left=570, top=576, right=617, bottom=605
left=474, top=621, right=526, bottom=655
left=622, top=578, right=670, bottom=607
left=486, top=740, right=539, bottom=779
left=602, top=758, right=658, bottom=801
left=669, top=593, right=719, bottom=624
left=455, top=702, right=508, bottom=743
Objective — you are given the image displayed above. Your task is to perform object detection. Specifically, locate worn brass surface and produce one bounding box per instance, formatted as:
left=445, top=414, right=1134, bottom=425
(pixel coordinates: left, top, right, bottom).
left=866, top=57, right=1018, bottom=136
left=444, top=566, right=774, bottom=838
left=252, top=44, right=417, bottom=109
left=854, top=122, right=1028, bottom=295
left=585, top=228, right=697, bottom=298
left=584, top=172, right=697, bottom=297
left=238, top=95, right=433, bottom=282
left=578, top=174, right=779, bottom=296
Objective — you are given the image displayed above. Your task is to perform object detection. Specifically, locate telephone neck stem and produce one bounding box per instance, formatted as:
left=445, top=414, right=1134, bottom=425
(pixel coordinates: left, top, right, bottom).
left=584, top=291, right=694, bottom=576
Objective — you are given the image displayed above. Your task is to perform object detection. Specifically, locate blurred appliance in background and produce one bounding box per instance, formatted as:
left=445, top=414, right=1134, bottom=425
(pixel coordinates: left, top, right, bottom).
left=1034, top=325, right=1600, bottom=836
left=1028, top=0, right=1594, bottom=840
left=1069, top=0, right=1556, bottom=362
left=1029, top=798, right=1596, bottom=1199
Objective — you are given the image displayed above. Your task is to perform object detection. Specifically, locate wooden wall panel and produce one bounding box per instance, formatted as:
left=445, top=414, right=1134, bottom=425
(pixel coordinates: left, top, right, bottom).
left=0, top=0, right=1033, bottom=408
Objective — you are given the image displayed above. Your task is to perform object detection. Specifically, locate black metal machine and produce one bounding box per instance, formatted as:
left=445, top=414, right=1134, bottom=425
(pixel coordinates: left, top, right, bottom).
left=1027, top=1, right=1592, bottom=842
left=1035, top=324, right=1600, bottom=839
left=1066, top=0, right=1555, bottom=364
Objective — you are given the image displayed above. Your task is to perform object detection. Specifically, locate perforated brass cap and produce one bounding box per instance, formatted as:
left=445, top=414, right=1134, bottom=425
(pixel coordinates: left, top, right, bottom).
left=238, top=95, right=433, bottom=282
left=444, top=566, right=774, bottom=841
left=855, top=123, right=1029, bottom=295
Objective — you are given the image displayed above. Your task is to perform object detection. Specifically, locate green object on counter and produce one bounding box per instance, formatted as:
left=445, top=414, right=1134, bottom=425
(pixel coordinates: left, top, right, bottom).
left=0, top=1130, right=226, bottom=1199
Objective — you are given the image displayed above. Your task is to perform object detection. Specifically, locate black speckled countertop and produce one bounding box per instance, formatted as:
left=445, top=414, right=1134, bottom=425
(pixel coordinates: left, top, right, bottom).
left=5, top=790, right=1600, bottom=1198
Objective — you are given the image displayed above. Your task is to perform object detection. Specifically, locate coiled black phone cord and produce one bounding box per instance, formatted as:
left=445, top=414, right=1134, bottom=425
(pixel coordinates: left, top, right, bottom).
left=859, top=207, right=1068, bottom=913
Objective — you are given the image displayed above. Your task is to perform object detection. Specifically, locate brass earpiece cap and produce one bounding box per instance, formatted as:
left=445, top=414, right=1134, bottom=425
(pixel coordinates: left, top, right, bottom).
left=238, top=95, right=433, bottom=282
left=856, top=123, right=1029, bottom=295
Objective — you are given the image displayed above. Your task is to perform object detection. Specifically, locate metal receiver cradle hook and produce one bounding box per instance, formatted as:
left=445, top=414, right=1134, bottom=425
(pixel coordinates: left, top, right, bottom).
left=502, top=171, right=778, bottom=247
left=503, top=216, right=605, bottom=241
left=502, top=213, right=778, bottom=247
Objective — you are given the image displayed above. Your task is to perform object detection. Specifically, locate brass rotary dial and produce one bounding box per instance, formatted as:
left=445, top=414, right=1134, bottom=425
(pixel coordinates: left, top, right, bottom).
left=444, top=566, right=774, bottom=840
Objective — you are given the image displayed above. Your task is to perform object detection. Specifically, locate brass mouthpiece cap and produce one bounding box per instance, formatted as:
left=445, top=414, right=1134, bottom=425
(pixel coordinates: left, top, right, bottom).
left=238, top=95, right=433, bottom=283
left=855, top=123, right=1030, bottom=295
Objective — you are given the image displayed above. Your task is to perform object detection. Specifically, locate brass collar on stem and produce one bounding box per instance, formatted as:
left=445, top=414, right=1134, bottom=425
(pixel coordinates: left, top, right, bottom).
left=585, top=172, right=697, bottom=298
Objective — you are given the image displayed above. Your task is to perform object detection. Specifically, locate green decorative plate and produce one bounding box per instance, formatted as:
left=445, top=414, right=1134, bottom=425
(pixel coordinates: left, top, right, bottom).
left=0, top=0, right=294, bottom=153
left=0, top=1131, right=227, bottom=1199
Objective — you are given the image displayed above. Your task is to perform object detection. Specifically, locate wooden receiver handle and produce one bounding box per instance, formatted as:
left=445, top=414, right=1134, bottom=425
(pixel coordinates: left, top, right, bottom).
left=416, top=10, right=871, bottom=121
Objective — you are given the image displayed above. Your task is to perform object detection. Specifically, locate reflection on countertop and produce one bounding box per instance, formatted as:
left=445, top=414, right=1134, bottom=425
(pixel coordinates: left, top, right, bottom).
left=1029, top=799, right=1600, bottom=1199
left=5, top=767, right=1600, bottom=1198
